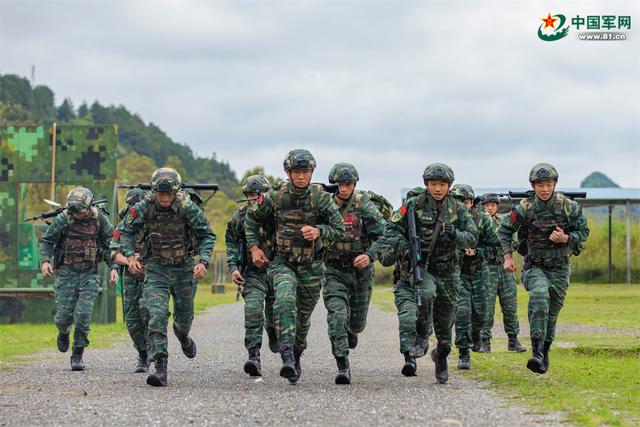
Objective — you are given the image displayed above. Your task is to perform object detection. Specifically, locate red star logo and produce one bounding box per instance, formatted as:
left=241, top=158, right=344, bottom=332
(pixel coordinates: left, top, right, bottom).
left=541, top=12, right=558, bottom=30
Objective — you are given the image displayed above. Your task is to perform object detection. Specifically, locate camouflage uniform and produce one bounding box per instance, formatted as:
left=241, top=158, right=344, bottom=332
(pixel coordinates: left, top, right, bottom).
left=321, top=163, right=387, bottom=383
left=110, top=188, right=149, bottom=369
left=498, top=163, right=589, bottom=374
left=38, top=187, right=114, bottom=370
left=450, top=185, right=501, bottom=369
left=119, top=168, right=215, bottom=386
left=481, top=206, right=523, bottom=351
left=245, top=150, right=345, bottom=383
left=381, top=164, right=477, bottom=383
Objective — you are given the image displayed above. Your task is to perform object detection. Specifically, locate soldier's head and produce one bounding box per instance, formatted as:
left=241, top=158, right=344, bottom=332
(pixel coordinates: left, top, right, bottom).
left=125, top=187, right=146, bottom=208
left=66, top=187, right=94, bottom=219
left=451, top=184, right=475, bottom=210
left=422, top=163, right=454, bottom=202
left=283, top=149, right=316, bottom=189
left=329, top=163, right=359, bottom=200
left=242, top=175, right=271, bottom=205
left=151, top=167, right=182, bottom=208
left=529, top=163, right=558, bottom=202
left=482, top=193, right=500, bottom=216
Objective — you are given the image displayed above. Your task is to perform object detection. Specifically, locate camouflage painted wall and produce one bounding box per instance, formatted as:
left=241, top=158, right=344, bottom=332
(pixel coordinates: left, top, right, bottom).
left=0, top=125, right=117, bottom=323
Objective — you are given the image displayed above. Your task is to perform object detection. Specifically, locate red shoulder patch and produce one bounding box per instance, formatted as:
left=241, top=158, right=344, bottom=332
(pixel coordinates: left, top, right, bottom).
left=400, top=204, right=407, bottom=216
left=113, top=230, right=121, bottom=240
left=258, top=195, right=264, bottom=205
left=510, top=210, right=517, bottom=222
left=130, top=208, right=138, bottom=219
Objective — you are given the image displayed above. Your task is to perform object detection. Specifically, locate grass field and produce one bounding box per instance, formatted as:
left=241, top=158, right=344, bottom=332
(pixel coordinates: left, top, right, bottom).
left=0, top=284, right=238, bottom=368
left=372, top=283, right=640, bottom=427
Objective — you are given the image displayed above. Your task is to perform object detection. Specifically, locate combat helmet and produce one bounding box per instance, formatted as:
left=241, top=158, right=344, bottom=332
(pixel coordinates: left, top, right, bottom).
left=450, top=184, right=475, bottom=201
left=482, top=193, right=500, bottom=204
left=151, top=167, right=182, bottom=192
left=283, top=149, right=316, bottom=170
left=242, top=175, right=271, bottom=194
left=422, top=163, right=455, bottom=183
left=328, top=163, right=359, bottom=184
left=125, top=187, right=146, bottom=207
left=66, top=187, right=94, bottom=213
left=529, top=163, right=559, bottom=183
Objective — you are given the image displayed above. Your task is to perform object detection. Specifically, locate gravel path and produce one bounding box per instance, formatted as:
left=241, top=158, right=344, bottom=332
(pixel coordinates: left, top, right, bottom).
left=0, top=302, right=564, bottom=426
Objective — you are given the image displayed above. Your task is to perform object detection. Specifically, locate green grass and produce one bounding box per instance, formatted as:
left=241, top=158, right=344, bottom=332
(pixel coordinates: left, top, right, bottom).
left=0, top=283, right=237, bottom=368
left=372, top=283, right=640, bottom=426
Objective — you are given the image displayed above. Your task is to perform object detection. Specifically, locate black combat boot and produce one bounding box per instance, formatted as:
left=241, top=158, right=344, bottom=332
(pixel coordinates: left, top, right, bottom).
left=471, top=331, right=483, bottom=352
left=478, top=338, right=491, bottom=353
left=401, top=352, right=417, bottom=377
left=267, top=329, right=280, bottom=354
left=244, top=347, right=262, bottom=377
left=527, top=338, right=546, bottom=374
left=335, top=356, right=351, bottom=385
left=147, top=356, right=168, bottom=386
left=507, top=334, right=526, bottom=353
left=135, top=350, right=149, bottom=373
left=177, top=334, right=197, bottom=359
left=57, top=332, right=70, bottom=353
left=279, top=344, right=297, bottom=379
left=348, top=331, right=358, bottom=349
left=540, top=341, right=551, bottom=374
left=431, top=346, right=450, bottom=384
left=288, top=347, right=303, bottom=384
left=414, top=334, right=429, bottom=358
left=70, top=347, right=85, bottom=371
left=457, top=348, right=471, bottom=370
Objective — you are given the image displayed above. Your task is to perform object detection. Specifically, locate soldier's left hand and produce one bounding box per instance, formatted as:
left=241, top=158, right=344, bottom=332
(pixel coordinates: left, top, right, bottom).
left=109, top=269, right=119, bottom=284
left=353, top=254, right=371, bottom=269
left=464, top=248, right=476, bottom=256
left=301, top=225, right=320, bottom=241
left=193, top=262, right=208, bottom=280
left=549, top=226, right=569, bottom=244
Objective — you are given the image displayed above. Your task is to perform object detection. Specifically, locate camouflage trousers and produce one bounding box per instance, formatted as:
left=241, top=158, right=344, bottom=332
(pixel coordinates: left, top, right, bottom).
left=522, top=263, right=571, bottom=343
left=455, top=266, right=488, bottom=350
left=53, top=266, right=100, bottom=349
left=142, top=260, right=196, bottom=361
left=322, top=262, right=374, bottom=357
left=394, top=265, right=460, bottom=354
left=268, top=256, right=325, bottom=351
left=122, top=269, right=148, bottom=354
left=481, top=263, right=519, bottom=340
left=242, top=267, right=276, bottom=351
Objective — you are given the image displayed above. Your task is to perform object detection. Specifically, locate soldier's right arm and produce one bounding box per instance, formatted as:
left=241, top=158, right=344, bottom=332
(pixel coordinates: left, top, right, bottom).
left=376, top=204, right=410, bottom=265
left=225, top=209, right=242, bottom=272
left=38, top=212, right=67, bottom=264
left=497, top=205, right=523, bottom=255
left=118, top=200, right=148, bottom=257
left=245, top=191, right=275, bottom=248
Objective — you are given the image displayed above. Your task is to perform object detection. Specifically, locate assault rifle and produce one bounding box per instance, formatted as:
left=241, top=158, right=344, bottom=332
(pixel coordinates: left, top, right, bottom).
left=406, top=202, right=423, bottom=307
left=25, top=199, right=109, bottom=222
left=236, top=237, right=247, bottom=301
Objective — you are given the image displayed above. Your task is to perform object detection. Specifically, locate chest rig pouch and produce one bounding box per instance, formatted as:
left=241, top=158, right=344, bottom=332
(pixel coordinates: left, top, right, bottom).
left=144, top=198, right=188, bottom=265
left=275, top=188, right=320, bottom=264
left=328, top=195, right=368, bottom=265
left=63, top=209, right=99, bottom=270
left=525, top=197, right=571, bottom=267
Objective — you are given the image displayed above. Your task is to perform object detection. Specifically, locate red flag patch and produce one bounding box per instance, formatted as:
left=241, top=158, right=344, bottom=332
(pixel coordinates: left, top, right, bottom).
left=400, top=204, right=407, bottom=216
left=130, top=208, right=138, bottom=219
left=510, top=210, right=517, bottom=222
left=113, top=230, right=121, bottom=240
left=258, top=195, right=264, bottom=205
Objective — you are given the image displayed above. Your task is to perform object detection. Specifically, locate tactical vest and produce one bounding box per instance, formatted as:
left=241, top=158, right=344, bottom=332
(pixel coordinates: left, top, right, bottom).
left=414, top=194, right=457, bottom=267
left=460, top=209, right=484, bottom=274
left=326, top=191, right=368, bottom=265
left=274, top=185, right=321, bottom=263
left=143, top=193, right=189, bottom=265
left=62, top=208, right=99, bottom=270
left=523, top=195, right=572, bottom=265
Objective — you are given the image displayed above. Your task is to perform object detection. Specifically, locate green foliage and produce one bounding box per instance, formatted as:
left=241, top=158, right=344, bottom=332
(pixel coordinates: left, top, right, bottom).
left=581, top=171, right=620, bottom=188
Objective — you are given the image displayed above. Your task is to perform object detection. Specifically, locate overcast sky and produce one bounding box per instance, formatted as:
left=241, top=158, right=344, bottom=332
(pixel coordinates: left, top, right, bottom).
left=1, top=0, right=638, bottom=205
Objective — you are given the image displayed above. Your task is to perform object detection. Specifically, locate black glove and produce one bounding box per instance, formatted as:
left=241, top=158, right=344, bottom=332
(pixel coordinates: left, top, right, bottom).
left=441, top=223, right=457, bottom=241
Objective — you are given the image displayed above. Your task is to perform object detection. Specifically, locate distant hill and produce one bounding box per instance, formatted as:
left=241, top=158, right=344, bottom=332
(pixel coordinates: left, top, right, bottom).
left=0, top=73, right=238, bottom=196
left=581, top=172, right=620, bottom=188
